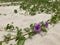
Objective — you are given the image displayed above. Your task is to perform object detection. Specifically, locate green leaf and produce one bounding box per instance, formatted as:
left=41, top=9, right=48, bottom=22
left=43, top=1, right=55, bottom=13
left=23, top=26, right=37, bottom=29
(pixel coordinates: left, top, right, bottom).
left=4, top=33, right=11, bottom=44
left=16, top=28, right=22, bottom=41
left=49, top=15, right=58, bottom=24
left=30, top=24, right=34, bottom=30
left=28, top=32, right=36, bottom=38
left=41, top=26, right=47, bottom=32
left=24, top=27, right=30, bottom=32
left=29, top=11, right=36, bottom=16
left=0, top=42, right=2, bottom=45
left=14, top=9, right=18, bottom=13
left=17, top=40, right=25, bottom=45
left=17, top=37, right=26, bottom=45
left=5, top=24, right=14, bottom=31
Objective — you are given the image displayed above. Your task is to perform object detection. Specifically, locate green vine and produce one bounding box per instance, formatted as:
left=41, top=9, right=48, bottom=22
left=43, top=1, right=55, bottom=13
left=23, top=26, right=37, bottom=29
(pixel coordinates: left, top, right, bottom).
left=0, top=13, right=60, bottom=45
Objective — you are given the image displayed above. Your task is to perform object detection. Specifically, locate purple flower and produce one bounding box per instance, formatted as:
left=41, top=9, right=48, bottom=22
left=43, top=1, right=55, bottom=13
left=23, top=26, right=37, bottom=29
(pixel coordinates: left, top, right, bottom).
left=45, top=21, right=49, bottom=28
left=34, top=23, right=41, bottom=33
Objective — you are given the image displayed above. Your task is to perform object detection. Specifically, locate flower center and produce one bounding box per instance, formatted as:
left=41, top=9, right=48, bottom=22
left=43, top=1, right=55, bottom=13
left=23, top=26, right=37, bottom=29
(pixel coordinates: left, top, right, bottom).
left=35, top=25, right=40, bottom=30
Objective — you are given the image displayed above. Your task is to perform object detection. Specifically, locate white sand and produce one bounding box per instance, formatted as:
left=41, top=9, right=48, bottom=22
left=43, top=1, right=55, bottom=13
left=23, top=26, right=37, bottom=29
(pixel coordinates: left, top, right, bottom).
left=0, top=6, right=60, bottom=45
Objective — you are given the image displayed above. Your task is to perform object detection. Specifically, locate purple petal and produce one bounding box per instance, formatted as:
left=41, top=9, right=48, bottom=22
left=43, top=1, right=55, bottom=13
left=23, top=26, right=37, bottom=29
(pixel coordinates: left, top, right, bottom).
left=45, top=21, right=49, bottom=28
left=34, top=23, right=41, bottom=33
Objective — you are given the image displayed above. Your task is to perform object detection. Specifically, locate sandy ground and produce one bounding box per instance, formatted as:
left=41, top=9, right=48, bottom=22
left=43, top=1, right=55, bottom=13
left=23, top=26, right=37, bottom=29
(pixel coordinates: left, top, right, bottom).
left=0, top=6, right=60, bottom=45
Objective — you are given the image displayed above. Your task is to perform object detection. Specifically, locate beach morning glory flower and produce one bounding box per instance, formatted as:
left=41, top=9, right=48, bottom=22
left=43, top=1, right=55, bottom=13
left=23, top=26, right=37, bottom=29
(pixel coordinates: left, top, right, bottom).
left=45, top=21, right=49, bottom=28
left=34, top=23, right=41, bottom=33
